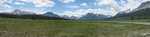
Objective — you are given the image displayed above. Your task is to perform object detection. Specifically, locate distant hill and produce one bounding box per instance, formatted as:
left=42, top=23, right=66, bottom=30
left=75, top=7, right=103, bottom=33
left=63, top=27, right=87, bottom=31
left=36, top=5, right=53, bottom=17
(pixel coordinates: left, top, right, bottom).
left=80, top=13, right=110, bottom=20
left=0, top=9, right=68, bottom=20
left=11, top=9, right=35, bottom=15
left=112, top=1, right=150, bottom=20
left=43, top=12, right=59, bottom=17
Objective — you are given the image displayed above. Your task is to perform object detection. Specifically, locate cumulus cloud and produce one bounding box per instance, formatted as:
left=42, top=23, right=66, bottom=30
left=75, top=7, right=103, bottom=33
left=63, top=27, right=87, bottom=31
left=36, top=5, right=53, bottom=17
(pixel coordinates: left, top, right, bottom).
left=17, top=8, right=45, bottom=14
left=0, top=0, right=7, bottom=4
left=60, top=8, right=112, bottom=17
left=14, top=2, right=25, bottom=5
left=80, top=3, right=88, bottom=6
left=33, top=0, right=55, bottom=7
left=16, top=0, right=33, bottom=3
left=0, top=0, right=55, bottom=14
left=66, top=5, right=80, bottom=9
left=61, top=0, right=150, bottom=17
left=0, top=0, right=12, bottom=9
left=59, top=0, right=75, bottom=3
left=95, top=0, right=150, bottom=16
left=97, top=0, right=114, bottom=5
left=124, top=0, right=150, bottom=10
left=96, top=0, right=120, bottom=16
left=1, top=0, right=150, bottom=17
left=16, top=0, right=55, bottom=7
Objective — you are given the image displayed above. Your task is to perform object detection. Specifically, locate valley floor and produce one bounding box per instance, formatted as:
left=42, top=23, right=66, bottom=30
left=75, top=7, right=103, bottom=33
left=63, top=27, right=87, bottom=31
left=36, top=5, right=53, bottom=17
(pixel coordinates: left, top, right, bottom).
left=0, top=18, right=150, bottom=37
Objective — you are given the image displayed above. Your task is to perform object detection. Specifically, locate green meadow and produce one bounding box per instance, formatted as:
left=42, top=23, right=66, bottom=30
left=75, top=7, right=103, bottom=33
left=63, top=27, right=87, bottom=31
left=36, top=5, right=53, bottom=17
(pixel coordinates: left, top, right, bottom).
left=0, top=18, right=150, bottom=37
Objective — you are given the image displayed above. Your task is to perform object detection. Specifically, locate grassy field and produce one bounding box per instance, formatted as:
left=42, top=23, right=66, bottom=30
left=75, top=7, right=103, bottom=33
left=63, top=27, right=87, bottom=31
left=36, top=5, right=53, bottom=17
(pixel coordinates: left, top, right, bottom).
left=0, top=18, right=150, bottom=37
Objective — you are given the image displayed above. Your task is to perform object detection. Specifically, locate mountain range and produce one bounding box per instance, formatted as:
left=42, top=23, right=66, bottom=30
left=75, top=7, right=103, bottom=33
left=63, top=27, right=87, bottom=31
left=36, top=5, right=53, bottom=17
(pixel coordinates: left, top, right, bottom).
left=79, top=1, right=150, bottom=20
left=79, top=13, right=110, bottom=20
left=0, top=1, right=150, bottom=20
left=0, top=9, right=67, bottom=20
left=112, top=1, right=150, bottom=20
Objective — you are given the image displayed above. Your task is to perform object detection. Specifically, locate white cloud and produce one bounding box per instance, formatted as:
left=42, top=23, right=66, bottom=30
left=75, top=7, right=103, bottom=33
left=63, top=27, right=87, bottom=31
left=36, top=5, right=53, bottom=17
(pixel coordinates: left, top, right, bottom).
left=16, top=0, right=33, bottom=3
left=66, top=5, right=80, bottom=9
left=14, top=2, right=25, bottom=5
left=80, top=3, right=88, bottom=6
left=96, top=0, right=113, bottom=5
left=0, top=0, right=12, bottom=9
left=124, top=0, right=150, bottom=10
left=3, top=4, right=11, bottom=8
left=0, top=0, right=7, bottom=4
left=96, top=0, right=120, bottom=16
left=60, top=8, right=112, bottom=17
left=33, top=0, right=55, bottom=7
left=0, top=9, right=13, bottom=12
left=62, top=0, right=150, bottom=17
left=19, top=8, right=45, bottom=14
left=16, top=0, right=55, bottom=7
left=59, top=0, right=75, bottom=3
left=0, top=0, right=55, bottom=14
left=96, top=0, right=150, bottom=16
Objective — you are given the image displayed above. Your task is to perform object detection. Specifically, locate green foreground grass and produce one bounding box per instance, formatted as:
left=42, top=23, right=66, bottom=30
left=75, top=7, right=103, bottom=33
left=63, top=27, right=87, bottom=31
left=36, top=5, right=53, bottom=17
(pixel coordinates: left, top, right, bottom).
left=0, top=18, right=149, bottom=37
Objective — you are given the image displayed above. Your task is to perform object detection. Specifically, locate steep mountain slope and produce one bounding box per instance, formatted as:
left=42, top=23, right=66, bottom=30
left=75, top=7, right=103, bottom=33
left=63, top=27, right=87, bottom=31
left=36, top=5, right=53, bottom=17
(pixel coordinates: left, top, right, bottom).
left=112, top=1, right=150, bottom=20
left=137, top=1, right=150, bottom=9
left=43, top=12, right=59, bottom=17
left=113, top=8, right=150, bottom=20
left=80, top=13, right=110, bottom=20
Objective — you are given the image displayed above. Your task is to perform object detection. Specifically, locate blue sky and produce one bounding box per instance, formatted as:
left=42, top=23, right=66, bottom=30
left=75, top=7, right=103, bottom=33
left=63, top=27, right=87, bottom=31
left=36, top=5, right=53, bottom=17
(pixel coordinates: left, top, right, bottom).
left=0, top=0, right=150, bottom=17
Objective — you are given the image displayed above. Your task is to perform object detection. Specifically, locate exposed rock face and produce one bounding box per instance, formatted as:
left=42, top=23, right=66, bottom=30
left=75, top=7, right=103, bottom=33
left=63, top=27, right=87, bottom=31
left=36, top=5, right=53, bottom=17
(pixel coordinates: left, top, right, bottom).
left=80, top=13, right=110, bottom=20
left=137, top=1, right=150, bottom=9
left=112, top=1, right=150, bottom=20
